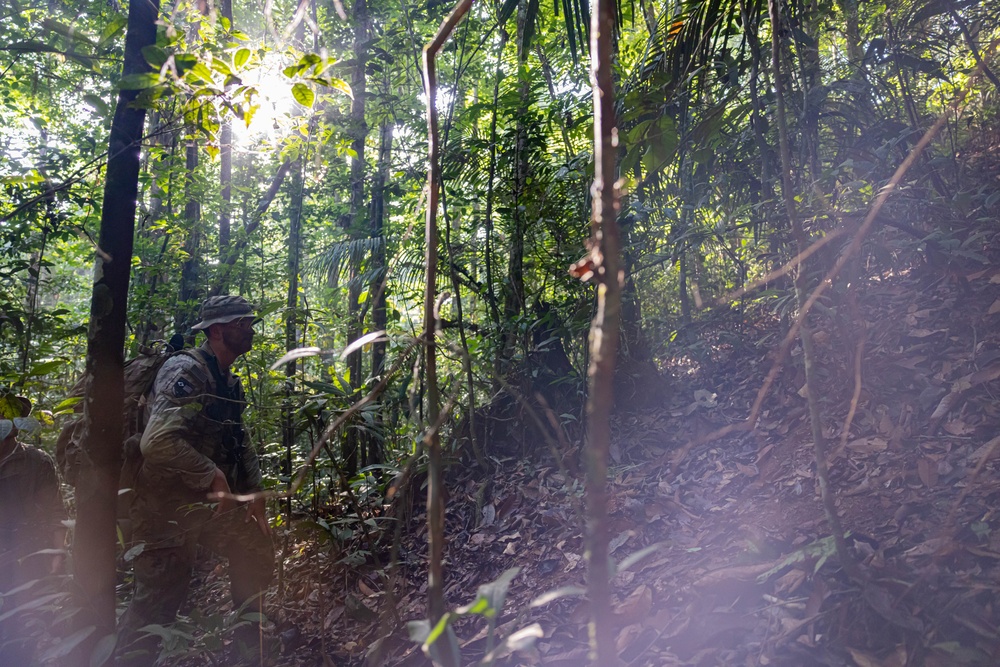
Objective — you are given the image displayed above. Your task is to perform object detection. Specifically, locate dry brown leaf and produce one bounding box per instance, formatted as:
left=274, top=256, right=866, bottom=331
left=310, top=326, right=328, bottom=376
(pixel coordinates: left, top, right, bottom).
left=613, top=584, right=653, bottom=626
left=917, top=457, right=938, bottom=487
left=614, top=623, right=643, bottom=653
left=908, top=328, right=943, bottom=338
left=847, top=437, right=888, bottom=455
left=988, top=298, right=1000, bottom=315
left=942, top=419, right=973, bottom=435
left=848, top=647, right=883, bottom=667
left=323, top=605, right=344, bottom=630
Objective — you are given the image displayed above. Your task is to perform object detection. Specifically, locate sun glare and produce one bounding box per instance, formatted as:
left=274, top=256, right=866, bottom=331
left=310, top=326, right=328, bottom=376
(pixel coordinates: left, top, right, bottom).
left=231, top=54, right=299, bottom=148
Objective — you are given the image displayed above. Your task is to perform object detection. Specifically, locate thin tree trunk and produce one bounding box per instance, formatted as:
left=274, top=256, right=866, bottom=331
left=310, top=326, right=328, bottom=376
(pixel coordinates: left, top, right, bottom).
left=503, top=0, right=531, bottom=367
left=176, top=141, right=201, bottom=330
left=584, top=0, right=622, bottom=659
left=369, top=119, right=392, bottom=382
left=769, top=0, right=856, bottom=580
left=484, top=30, right=506, bottom=383
left=73, top=0, right=160, bottom=661
left=421, top=3, right=472, bottom=663
left=344, top=0, right=369, bottom=476
left=219, top=0, right=233, bottom=253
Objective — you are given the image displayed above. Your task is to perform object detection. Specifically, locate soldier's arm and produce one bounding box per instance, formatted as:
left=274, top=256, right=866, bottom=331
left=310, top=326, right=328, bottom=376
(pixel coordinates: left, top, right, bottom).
left=139, top=356, right=219, bottom=491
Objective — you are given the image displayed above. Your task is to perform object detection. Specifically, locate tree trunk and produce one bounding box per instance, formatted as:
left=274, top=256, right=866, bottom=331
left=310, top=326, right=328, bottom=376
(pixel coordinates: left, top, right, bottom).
left=176, top=141, right=201, bottom=330
left=343, top=0, right=369, bottom=477
left=502, top=0, right=531, bottom=369
left=369, top=119, right=392, bottom=382
left=219, top=0, right=234, bottom=253
left=72, top=0, right=160, bottom=661
left=584, top=0, right=622, bottom=659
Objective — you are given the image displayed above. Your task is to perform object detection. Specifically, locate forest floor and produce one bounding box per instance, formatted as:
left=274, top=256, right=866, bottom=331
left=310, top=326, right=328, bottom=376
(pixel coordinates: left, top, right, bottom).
left=184, top=234, right=1000, bottom=667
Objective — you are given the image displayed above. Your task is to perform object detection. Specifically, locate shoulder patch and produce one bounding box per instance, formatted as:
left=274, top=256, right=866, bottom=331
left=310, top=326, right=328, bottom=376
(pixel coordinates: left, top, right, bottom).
left=173, top=377, right=195, bottom=398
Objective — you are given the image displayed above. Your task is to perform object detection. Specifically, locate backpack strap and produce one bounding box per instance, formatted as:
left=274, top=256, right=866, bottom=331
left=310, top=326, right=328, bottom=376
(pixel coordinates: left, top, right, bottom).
left=190, top=348, right=248, bottom=484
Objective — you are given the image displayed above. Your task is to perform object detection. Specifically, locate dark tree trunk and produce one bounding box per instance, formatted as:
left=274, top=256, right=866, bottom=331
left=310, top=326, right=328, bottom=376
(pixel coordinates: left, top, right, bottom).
left=73, top=0, right=160, bottom=660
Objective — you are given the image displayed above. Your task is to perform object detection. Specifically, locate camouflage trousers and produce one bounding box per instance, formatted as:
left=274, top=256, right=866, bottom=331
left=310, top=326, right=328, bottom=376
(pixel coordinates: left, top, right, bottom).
left=116, top=504, right=274, bottom=666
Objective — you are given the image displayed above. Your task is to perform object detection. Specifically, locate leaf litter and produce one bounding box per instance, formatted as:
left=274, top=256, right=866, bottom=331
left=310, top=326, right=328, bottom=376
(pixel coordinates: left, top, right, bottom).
left=176, top=234, right=1000, bottom=666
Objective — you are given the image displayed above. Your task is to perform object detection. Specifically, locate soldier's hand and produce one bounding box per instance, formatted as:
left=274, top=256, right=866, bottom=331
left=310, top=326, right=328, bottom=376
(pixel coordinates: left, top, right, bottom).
left=208, top=468, right=236, bottom=515
left=245, top=496, right=271, bottom=537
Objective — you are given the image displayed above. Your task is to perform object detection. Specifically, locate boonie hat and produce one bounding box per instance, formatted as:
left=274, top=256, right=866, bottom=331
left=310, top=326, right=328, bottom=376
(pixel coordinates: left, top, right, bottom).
left=191, top=295, right=256, bottom=331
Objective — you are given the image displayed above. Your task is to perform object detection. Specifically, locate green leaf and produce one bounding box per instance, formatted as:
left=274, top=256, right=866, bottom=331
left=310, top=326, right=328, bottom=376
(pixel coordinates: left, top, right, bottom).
left=188, top=62, right=215, bottom=83
left=529, top=585, right=586, bottom=608
left=291, top=83, right=315, bottom=108
left=615, top=542, right=666, bottom=574
left=117, top=72, right=159, bottom=90
left=13, top=417, right=40, bottom=434
left=98, top=15, right=127, bottom=49
left=482, top=623, right=543, bottom=662
left=234, top=47, right=251, bottom=68
left=326, top=77, right=352, bottom=98
left=28, top=359, right=65, bottom=377
left=52, top=396, right=83, bottom=414
left=498, top=0, right=519, bottom=24
left=211, top=56, right=233, bottom=75
left=141, top=44, right=168, bottom=67
left=42, top=18, right=96, bottom=46
left=82, top=93, right=109, bottom=116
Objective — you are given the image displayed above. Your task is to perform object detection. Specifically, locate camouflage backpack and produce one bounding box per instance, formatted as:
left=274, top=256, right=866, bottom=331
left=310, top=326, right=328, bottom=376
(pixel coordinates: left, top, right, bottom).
left=55, top=337, right=190, bottom=490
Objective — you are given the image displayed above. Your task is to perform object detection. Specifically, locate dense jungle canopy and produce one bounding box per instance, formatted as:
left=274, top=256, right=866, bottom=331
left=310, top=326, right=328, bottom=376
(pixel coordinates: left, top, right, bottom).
left=3, top=0, right=1000, bottom=663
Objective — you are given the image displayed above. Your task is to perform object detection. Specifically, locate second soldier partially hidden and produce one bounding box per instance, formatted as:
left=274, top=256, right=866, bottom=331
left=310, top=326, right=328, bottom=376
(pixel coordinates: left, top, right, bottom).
left=117, top=296, right=274, bottom=666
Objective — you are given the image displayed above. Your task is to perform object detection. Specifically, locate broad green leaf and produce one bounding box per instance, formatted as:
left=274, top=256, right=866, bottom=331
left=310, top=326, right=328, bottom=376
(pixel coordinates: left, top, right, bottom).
left=326, top=77, right=353, bottom=98
left=42, top=18, right=96, bottom=45
left=482, top=623, right=543, bottom=662
left=29, top=359, right=65, bottom=377
left=98, top=15, right=127, bottom=48
left=291, top=83, right=315, bottom=108
left=117, top=72, right=159, bottom=90
left=189, top=62, right=215, bottom=83
left=211, top=56, right=233, bottom=76
left=141, top=44, right=168, bottom=67
left=529, top=585, right=586, bottom=608
left=297, top=53, right=322, bottom=69
left=270, top=346, right=322, bottom=370
left=498, top=0, right=519, bottom=24
left=234, top=47, right=251, bottom=68
left=13, top=417, right=40, bottom=434
left=0, top=395, right=25, bottom=419
left=83, top=93, right=109, bottom=116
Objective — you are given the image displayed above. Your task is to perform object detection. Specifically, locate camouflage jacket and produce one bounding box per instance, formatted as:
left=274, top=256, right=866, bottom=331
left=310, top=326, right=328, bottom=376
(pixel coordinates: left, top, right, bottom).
left=137, top=342, right=262, bottom=497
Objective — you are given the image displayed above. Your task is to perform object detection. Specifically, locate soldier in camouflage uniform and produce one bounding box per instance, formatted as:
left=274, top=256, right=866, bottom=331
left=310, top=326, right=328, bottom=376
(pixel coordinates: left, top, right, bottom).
left=117, top=296, right=274, bottom=666
left=0, top=395, right=66, bottom=664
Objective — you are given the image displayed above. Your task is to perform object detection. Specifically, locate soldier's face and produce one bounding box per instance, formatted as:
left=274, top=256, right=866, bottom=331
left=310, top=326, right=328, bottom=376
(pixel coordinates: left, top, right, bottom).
left=222, top=318, right=255, bottom=356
